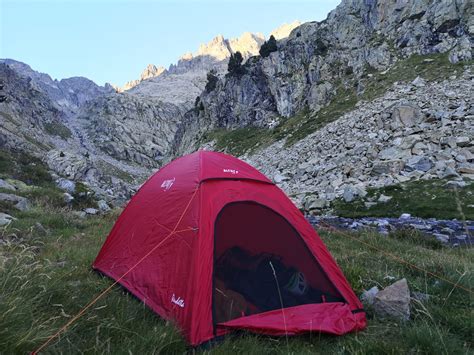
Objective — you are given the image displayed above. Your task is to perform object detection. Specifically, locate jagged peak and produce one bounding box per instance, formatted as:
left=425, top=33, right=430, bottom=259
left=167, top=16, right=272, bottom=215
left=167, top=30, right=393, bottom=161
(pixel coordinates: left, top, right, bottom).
left=270, top=20, right=302, bottom=39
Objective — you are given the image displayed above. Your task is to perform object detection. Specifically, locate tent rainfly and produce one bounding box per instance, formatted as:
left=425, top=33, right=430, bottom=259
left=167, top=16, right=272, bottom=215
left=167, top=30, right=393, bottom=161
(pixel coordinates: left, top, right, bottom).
left=93, top=151, right=366, bottom=345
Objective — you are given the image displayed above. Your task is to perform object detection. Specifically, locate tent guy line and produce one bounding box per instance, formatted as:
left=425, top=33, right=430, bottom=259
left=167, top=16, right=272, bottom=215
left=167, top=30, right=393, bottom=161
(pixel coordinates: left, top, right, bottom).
left=31, top=187, right=200, bottom=354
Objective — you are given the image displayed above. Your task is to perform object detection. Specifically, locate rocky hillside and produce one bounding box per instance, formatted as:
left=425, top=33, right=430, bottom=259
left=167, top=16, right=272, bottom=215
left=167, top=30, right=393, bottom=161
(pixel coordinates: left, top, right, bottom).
left=248, top=70, right=473, bottom=211
left=191, top=0, right=472, bottom=132
left=1, top=0, right=472, bottom=215
left=174, top=0, right=473, bottom=214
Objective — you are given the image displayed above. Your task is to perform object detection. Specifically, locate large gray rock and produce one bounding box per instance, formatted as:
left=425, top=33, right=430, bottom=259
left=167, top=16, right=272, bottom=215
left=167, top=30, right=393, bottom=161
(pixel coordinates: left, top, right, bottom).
left=0, top=193, right=30, bottom=211
left=374, top=278, right=411, bottom=321
left=405, top=156, right=433, bottom=172
left=392, top=104, right=422, bottom=127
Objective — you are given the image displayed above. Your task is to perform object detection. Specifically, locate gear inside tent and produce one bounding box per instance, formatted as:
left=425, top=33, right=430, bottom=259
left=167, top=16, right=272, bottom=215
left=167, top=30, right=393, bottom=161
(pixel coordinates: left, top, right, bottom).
left=93, top=151, right=366, bottom=346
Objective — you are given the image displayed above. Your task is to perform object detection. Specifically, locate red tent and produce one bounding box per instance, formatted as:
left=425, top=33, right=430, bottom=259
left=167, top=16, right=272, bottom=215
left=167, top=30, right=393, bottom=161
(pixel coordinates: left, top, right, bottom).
left=93, top=151, right=366, bottom=345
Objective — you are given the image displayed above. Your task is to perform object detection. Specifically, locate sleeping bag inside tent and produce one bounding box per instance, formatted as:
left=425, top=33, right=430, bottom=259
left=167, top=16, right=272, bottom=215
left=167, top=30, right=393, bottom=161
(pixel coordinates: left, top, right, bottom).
left=93, top=151, right=366, bottom=345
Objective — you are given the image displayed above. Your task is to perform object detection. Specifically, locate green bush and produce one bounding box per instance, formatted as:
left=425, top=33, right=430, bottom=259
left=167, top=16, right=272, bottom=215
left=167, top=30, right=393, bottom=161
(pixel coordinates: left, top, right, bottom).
left=259, top=35, right=277, bottom=58
left=205, top=71, right=218, bottom=92
left=227, top=51, right=246, bottom=76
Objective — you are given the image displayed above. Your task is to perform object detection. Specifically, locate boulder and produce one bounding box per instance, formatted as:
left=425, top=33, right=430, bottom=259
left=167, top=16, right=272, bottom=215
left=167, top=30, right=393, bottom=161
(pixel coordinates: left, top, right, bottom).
left=0, top=178, right=16, bottom=191
left=392, top=104, right=422, bottom=127
left=374, top=278, right=410, bottom=321
left=0, top=212, right=16, bottom=226
left=404, top=156, right=433, bottom=172
left=0, top=193, right=31, bottom=211
left=84, top=208, right=99, bottom=215
left=57, top=178, right=76, bottom=193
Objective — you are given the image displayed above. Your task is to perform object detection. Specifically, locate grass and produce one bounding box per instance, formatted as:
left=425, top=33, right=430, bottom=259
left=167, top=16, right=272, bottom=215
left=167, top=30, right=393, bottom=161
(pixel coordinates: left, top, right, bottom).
left=0, top=193, right=472, bottom=353
left=43, top=122, right=73, bottom=140
left=0, top=148, right=53, bottom=187
left=332, top=179, right=474, bottom=220
left=202, top=53, right=473, bottom=154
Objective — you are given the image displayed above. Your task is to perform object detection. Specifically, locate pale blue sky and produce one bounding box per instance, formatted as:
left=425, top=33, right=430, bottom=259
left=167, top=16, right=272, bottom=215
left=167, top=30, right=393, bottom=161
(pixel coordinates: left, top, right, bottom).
left=1, top=0, right=340, bottom=86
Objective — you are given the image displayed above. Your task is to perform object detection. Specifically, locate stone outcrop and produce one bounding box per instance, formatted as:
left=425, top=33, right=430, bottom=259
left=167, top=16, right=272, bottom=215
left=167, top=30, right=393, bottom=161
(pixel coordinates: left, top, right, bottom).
left=246, top=71, right=473, bottom=210
left=195, top=0, right=472, bottom=133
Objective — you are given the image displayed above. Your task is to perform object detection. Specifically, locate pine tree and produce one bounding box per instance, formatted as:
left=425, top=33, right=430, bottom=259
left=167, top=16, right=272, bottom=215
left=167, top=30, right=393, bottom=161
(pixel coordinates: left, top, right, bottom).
left=259, top=35, right=278, bottom=58
left=227, top=51, right=245, bottom=76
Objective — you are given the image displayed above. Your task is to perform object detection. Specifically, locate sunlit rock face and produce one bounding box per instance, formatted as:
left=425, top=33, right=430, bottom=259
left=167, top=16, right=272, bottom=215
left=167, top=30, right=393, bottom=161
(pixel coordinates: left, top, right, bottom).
left=194, top=0, right=472, bottom=131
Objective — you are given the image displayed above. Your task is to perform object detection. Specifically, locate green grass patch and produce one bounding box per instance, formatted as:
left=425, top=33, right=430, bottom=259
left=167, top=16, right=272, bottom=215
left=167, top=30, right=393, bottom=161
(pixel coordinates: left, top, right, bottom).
left=96, top=160, right=135, bottom=184
left=332, top=179, right=474, bottom=220
left=202, top=127, right=274, bottom=156
left=0, top=196, right=472, bottom=353
left=0, top=149, right=53, bottom=187
left=43, top=121, right=73, bottom=140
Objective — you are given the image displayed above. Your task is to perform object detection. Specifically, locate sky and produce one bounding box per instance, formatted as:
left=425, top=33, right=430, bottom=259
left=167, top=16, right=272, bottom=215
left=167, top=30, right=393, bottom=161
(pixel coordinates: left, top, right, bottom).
left=1, top=0, right=340, bottom=86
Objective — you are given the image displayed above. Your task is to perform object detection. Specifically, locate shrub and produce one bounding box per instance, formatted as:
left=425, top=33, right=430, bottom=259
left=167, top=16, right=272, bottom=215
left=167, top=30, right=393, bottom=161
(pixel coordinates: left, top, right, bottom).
left=259, top=35, right=278, bottom=58
left=205, top=71, right=218, bottom=92
left=227, top=51, right=245, bottom=76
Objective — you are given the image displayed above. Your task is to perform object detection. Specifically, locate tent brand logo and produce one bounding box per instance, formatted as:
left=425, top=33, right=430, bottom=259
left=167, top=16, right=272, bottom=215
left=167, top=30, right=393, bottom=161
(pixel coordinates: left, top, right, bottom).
left=161, top=178, right=175, bottom=191
left=171, top=293, right=185, bottom=308
left=223, top=168, right=239, bottom=175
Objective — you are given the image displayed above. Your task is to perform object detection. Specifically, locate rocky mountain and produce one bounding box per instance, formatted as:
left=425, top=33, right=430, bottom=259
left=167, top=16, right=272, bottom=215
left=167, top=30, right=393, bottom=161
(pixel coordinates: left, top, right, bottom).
left=0, top=59, right=114, bottom=114
left=192, top=0, right=472, bottom=132
left=116, top=64, right=167, bottom=92
left=117, top=23, right=300, bottom=96
left=1, top=0, right=472, bottom=212
left=174, top=0, right=473, bottom=211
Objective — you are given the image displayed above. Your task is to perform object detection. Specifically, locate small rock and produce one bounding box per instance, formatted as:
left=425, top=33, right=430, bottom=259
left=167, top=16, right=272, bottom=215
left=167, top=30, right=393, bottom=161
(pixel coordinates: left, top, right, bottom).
left=84, top=208, right=99, bottom=215
left=411, top=291, right=430, bottom=302
left=361, top=286, right=379, bottom=305
left=411, top=76, right=425, bottom=87
left=63, top=192, right=74, bottom=204
left=0, top=212, right=16, bottom=226
left=445, top=180, right=466, bottom=189
left=72, top=211, right=87, bottom=219
left=440, top=166, right=459, bottom=179
left=433, top=233, right=449, bottom=243
left=0, top=178, right=16, bottom=191
left=33, top=222, right=48, bottom=236
left=57, top=178, right=76, bottom=193
left=400, top=213, right=411, bottom=219
left=404, top=156, right=433, bottom=172
left=374, top=278, right=410, bottom=321
left=97, top=200, right=111, bottom=212
left=456, top=137, right=470, bottom=147
left=458, top=163, right=474, bottom=175
left=378, top=194, right=392, bottom=203
left=274, top=174, right=289, bottom=183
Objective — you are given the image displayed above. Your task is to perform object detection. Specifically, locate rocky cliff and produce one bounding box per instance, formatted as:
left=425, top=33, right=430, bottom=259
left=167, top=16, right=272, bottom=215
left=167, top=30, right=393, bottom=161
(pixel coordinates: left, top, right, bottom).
left=191, top=0, right=472, bottom=133
left=174, top=0, right=473, bottom=212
